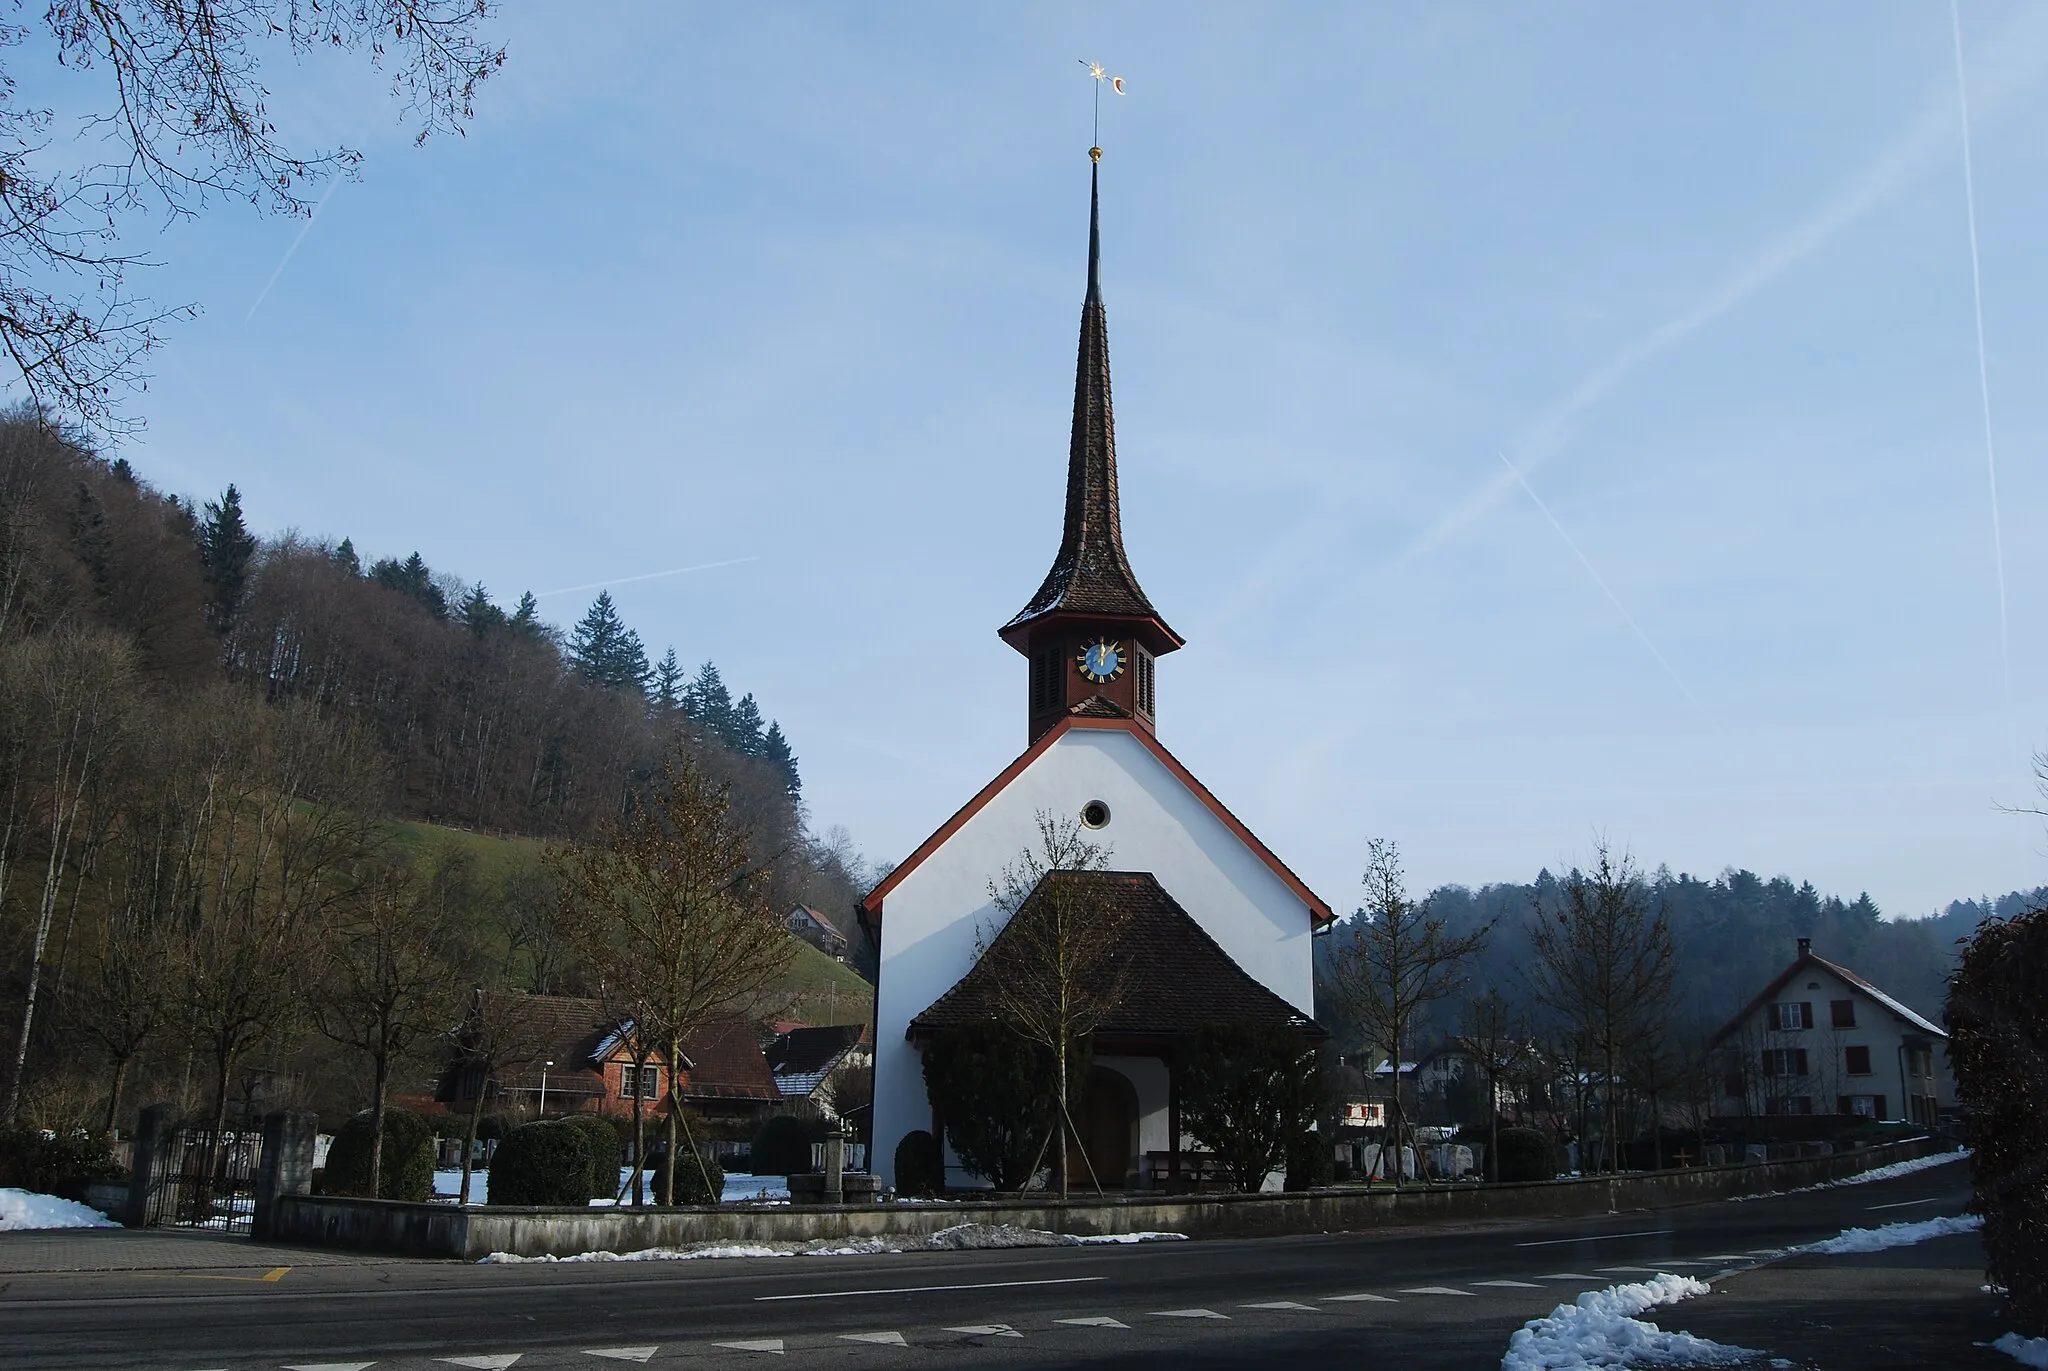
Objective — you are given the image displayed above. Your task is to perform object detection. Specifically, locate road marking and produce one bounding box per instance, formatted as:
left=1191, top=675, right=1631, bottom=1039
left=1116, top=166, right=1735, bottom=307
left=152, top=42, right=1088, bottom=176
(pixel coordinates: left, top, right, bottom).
left=1056, top=1316, right=1129, bottom=1328
left=1400, top=1286, right=1474, bottom=1296
left=283, top=1364, right=375, bottom=1371
left=1472, top=1280, right=1544, bottom=1288
left=1595, top=1266, right=1662, bottom=1275
left=945, top=1325, right=1022, bottom=1338
left=1323, top=1293, right=1398, bottom=1303
left=758, top=1275, right=1103, bottom=1301
left=1867, top=1196, right=1943, bottom=1211
left=710, top=1340, right=784, bottom=1356
left=1515, top=1229, right=1673, bottom=1248
left=1536, top=1274, right=1599, bottom=1281
left=1241, top=1300, right=1321, bottom=1312
left=584, top=1350, right=660, bottom=1363
left=1152, top=1308, right=1229, bottom=1319
left=145, top=1266, right=292, bottom=1284
left=1700, top=1256, right=1751, bottom=1262
left=839, top=1333, right=907, bottom=1346
left=438, top=1358, right=521, bottom=1370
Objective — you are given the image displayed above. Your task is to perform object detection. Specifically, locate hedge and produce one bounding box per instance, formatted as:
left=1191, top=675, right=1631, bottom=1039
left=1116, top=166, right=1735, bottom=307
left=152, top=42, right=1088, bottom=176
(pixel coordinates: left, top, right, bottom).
left=752, top=1114, right=820, bottom=1177
left=561, top=1114, right=621, bottom=1202
left=1493, top=1127, right=1558, bottom=1183
left=0, top=1127, right=119, bottom=1200
left=321, top=1109, right=435, bottom=1202
left=893, top=1129, right=944, bottom=1199
left=489, top=1120, right=597, bottom=1206
left=651, top=1148, right=724, bottom=1206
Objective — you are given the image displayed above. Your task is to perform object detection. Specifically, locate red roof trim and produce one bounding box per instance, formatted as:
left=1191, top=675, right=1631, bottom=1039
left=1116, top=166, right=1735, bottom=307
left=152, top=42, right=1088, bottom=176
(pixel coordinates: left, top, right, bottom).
left=859, top=716, right=1333, bottom=928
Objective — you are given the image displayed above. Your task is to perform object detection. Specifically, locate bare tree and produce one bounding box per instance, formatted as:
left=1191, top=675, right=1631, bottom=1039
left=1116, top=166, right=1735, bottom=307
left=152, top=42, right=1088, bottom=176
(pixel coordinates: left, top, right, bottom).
left=0, top=3, right=504, bottom=435
left=547, top=741, right=794, bottom=1207
left=974, top=812, right=1129, bottom=1199
left=446, top=986, right=548, bottom=1206
left=1526, top=841, right=1677, bottom=1174
left=1325, top=838, right=1491, bottom=1188
left=1455, top=986, right=1528, bottom=1180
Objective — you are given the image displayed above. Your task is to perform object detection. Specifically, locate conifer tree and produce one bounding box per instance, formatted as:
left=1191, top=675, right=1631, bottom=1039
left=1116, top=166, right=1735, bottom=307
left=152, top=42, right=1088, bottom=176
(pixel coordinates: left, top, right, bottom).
left=458, top=583, right=506, bottom=635
left=333, top=537, right=362, bottom=577
left=685, top=661, right=734, bottom=739
left=652, top=648, right=683, bottom=713
left=729, top=692, right=766, bottom=755
left=370, top=552, right=447, bottom=618
left=568, top=591, right=652, bottom=696
left=508, top=591, right=544, bottom=638
left=197, top=485, right=256, bottom=635
left=761, top=721, right=800, bottom=799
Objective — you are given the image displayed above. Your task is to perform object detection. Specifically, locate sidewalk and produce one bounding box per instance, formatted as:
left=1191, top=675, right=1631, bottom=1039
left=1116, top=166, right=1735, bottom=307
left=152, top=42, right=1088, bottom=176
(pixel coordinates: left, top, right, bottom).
left=1667, top=1231, right=2021, bottom=1370
left=0, top=1226, right=412, bottom=1273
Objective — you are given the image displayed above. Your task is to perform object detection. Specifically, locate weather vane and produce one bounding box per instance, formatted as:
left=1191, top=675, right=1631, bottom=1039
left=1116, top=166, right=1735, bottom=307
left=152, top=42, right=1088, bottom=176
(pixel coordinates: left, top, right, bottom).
left=1080, top=60, right=1126, bottom=159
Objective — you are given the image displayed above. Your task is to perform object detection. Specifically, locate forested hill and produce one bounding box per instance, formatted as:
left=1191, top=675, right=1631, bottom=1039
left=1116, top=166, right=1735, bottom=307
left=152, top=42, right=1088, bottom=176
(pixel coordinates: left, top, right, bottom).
left=0, top=414, right=828, bottom=857
left=1315, top=866, right=2044, bottom=1052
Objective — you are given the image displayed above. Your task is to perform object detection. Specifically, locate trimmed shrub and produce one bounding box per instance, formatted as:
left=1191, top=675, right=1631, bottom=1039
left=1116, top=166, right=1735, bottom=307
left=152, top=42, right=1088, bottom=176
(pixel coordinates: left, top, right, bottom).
left=752, top=1114, right=820, bottom=1176
left=1949, top=905, right=2048, bottom=1336
left=893, top=1130, right=944, bottom=1199
left=489, top=1120, right=597, bottom=1206
left=1177, top=1021, right=1322, bottom=1193
left=650, top=1148, right=724, bottom=1206
left=920, top=1021, right=1055, bottom=1191
left=1493, top=1127, right=1558, bottom=1183
left=561, top=1114, right=622, bottom=1202
left=321, top=1109, right=435, bottom=1202
left=0, top=1127, right=119, bottom=1199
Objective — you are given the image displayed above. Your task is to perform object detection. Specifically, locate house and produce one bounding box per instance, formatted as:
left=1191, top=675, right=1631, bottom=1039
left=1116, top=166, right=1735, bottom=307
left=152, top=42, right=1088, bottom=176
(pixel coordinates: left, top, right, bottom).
left=785, top=906, right=849, bottom=959
left=861, top=150, right=1331, bottom=1191
left=766, top=1023, right=872, bottom=1120
left=440, top=992, right=780, bottom=1127
left=1709, top=938, right=1948, bottom=1126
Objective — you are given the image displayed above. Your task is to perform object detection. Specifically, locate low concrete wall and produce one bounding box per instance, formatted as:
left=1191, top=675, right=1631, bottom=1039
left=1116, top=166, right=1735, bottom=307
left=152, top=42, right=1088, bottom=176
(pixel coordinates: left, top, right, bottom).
left=269, top=1135, right=1952, bottom=1262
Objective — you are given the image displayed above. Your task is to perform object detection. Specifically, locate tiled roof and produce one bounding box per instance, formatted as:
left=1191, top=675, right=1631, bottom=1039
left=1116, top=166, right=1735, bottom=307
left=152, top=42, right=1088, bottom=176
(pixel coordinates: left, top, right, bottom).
left=908, top=871, right=1319, bottom=1040
left=768, top=1024, right=863, bottom=1079
left=1710, top=949, right=1947, bottom=1045
left=1001, top=161, right=1179, bottom=649
left=475, top=993, right=777, bottom=1101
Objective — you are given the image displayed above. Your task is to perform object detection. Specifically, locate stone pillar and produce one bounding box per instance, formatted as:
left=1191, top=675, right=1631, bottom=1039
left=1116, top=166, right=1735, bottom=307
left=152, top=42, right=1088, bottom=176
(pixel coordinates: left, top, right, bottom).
left=252, top=1109, right=318, bottom=1241
left=124, top=1104, right=172, bottom=1228
left=823, top=1128, right=846, bottom=1204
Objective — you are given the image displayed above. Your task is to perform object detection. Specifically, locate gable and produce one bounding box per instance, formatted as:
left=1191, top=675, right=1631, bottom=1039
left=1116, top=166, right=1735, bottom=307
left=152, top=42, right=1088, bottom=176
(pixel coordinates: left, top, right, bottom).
left=861, top=716, right=1331, bottom=927
left=1710, top=952, right=1946, bottom=1045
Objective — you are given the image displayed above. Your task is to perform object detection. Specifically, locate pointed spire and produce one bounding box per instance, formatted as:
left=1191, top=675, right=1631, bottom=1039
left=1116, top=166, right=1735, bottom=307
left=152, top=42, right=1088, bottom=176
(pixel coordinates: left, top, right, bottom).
left=1001, top=149, right=1181, bottom=654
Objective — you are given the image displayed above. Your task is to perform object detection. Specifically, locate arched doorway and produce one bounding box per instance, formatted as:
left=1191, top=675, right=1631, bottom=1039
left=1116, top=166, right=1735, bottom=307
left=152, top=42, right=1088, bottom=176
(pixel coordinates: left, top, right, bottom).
left=1077, top=1066, right=1138, bottom=1191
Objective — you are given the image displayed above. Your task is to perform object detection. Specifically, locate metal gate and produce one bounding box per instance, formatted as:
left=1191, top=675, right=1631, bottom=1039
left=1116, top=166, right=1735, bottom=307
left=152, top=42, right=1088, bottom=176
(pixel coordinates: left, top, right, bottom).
left=144, top=1126, right=265, bottom=1232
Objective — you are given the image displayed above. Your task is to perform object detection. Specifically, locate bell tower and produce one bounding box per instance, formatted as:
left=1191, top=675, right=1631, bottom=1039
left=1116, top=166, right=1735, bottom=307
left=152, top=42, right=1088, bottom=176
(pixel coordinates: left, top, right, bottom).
left=999, top=148, right=1183, bottom=744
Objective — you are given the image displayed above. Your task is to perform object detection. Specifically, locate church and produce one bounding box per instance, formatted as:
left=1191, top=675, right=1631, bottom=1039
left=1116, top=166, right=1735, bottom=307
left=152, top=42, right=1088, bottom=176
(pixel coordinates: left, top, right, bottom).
left=861, top=149, right=1333, bottom=1191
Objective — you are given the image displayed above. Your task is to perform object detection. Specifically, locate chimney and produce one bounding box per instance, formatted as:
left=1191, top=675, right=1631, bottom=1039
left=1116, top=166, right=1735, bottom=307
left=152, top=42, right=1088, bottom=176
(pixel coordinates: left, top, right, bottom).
left=1797, top=937, right=1812, bottom=958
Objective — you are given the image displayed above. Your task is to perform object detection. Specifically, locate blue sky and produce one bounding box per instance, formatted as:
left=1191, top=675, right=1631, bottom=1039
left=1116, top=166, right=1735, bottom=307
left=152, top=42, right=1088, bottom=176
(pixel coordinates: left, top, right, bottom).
left=48, top=2, right=2048, bottom=918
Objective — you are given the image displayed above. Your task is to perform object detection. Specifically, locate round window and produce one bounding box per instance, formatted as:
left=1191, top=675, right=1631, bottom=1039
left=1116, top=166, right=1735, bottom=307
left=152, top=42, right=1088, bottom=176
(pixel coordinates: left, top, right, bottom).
left=1080, top=800, right=1111, bottom=829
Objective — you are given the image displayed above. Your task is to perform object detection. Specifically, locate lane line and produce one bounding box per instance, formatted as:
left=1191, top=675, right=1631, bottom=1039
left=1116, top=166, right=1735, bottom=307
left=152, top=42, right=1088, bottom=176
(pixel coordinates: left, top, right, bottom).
left=1515, top=1229, right=1674, bottom=1248
left=757, top=1275, right=1103, bottom=1301
left=1400, top=1286, right=1475, bottom=1296
left=1867, top=1197, right=1945, bottom=1211
left=1152, top=1308, right=1229, bottom=1319
left=944, top=1325, right=1022, bottom=1338
left=708, top=1343, right=782, bottom=1357
left=1324, top=1292, right=1399, bottom=1303
left=1535, top=1273, right=1600, bottom=1281
left=839, top=1332, right=907, bottom=1346
left=1056, top=1316, right=1129, bottom=1328
left=1241, top=1300, right=1322, bottom=1311
left=139, top=1266, right=292, bottom=1283
left=1472, top=1280, right=1544, bottom=1288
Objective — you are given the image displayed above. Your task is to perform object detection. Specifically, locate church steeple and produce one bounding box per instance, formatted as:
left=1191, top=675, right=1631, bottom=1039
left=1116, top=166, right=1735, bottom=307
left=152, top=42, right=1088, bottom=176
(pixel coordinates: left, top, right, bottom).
left=1002, top=149, right=1182, bottom=744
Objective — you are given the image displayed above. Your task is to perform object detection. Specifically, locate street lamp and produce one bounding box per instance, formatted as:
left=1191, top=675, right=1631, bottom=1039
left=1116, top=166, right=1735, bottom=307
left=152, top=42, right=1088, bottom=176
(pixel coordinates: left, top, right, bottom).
left=540, top=1060, right=553, bottom=1118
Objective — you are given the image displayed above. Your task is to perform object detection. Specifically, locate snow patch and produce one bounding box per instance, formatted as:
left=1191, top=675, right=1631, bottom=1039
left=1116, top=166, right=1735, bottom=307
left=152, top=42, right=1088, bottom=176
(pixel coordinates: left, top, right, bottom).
left=1799, top=1213, right=1981, bottom=1255
left=1500, top=1273, right=1758, bottom=1371
left=478, top=1223, right=1187, bottom=1264
left=0, top=1188, right=119, bottom=1232
left=1731, top=1148, right=1967, bottom=1202
left=1994, top=1333, right=2048, bottom=1369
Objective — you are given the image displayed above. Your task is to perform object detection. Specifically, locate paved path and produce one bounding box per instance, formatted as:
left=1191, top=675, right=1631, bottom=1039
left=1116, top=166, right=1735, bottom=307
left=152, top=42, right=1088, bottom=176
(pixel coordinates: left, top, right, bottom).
left=0, top=1153, right=2005, bottom=1370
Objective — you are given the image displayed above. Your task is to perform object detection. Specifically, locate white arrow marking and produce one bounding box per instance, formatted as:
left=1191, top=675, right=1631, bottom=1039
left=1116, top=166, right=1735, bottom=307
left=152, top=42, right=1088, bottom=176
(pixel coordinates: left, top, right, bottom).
left=1323, top=1292, right=1398, bottom=1303
left=839, top=1332, right=907, bottom=1346
left=284, top=1364, right=377, bottom=1371
left=1472, top=1280, right=1544, bottom=1289
left=710, top=1340, right=785, bottom=1355
left=1055, top=1316, right=1129, bottom=1327
left=1151, top=1308, right=1229, bottom=1319
left=438, top=1358, right=522, bottom=1370
left=944, top=1325, right=1022, bottom=1338
left=1399, top=1286, right=1474, bottom=1296
left=1536, top=1273, right=1599, bottom=1281
left=1241, top=1301, right=1322, bottom=1311
left=584, top=1350, right=660, bottom=1363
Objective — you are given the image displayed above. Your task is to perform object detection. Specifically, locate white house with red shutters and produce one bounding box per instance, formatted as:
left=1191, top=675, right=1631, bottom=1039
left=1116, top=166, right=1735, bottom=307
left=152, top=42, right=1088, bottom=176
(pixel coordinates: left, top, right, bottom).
left=859, top=150, right=1332, bottom=1190
left=1708, top=938, right=1949, bottom=1126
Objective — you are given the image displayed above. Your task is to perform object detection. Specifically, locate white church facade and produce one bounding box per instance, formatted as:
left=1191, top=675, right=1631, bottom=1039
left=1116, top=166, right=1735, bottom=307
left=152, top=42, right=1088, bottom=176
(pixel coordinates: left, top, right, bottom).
left=861, top=150, right=1333, bottom=1190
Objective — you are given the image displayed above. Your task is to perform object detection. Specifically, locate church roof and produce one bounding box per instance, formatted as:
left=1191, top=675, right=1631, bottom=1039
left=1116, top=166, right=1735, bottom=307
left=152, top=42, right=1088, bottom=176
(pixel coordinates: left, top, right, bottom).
left=1000, top=156, right=1182, bottom=655
left=857, top=715, right=1335, bottom=928
left=907, top=871, right=1320, bottom=1040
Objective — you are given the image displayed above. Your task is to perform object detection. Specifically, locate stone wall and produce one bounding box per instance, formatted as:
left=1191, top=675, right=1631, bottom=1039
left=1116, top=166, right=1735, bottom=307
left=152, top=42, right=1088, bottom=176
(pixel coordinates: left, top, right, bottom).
left=268, top=1135, right=1951, bottom=1262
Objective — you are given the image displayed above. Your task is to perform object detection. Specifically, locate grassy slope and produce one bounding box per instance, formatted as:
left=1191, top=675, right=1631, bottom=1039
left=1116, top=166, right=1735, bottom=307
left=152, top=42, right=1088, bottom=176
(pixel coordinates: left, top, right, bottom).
left=384, top=818, right=875, bottom=1030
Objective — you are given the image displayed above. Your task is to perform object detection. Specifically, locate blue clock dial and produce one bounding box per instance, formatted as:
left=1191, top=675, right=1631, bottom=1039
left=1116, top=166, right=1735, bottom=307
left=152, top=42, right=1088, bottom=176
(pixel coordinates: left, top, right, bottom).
left=1077, top=640, right=1125, bottom=683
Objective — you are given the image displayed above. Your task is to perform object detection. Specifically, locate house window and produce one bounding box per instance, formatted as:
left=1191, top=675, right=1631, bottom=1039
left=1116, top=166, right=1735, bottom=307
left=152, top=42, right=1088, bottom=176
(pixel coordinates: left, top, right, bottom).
left=1841, top=1095, right=1878, bottom=1118
left=1769, top=1002, right=1813, bottom=1031
left=1844, top=1045, right=1872, bottom=1076
left=1764, top=1095, right=1813, bottom=1116
left=1721, top=1073, right=1745, bottom=1099
left=622, top=1065, right=661, bottom=1100
left=1830, top=999, right=1856, bottom=1028
left=1762, top=1048, right=1809, bottom=1077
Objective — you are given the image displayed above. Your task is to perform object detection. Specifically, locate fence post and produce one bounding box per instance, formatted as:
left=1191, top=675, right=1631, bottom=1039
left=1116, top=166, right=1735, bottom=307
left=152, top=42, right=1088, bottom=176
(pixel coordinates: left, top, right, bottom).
left=252, top=1109, right=318, bottom=1241
left=123, top=1104, right=172, bottom=1228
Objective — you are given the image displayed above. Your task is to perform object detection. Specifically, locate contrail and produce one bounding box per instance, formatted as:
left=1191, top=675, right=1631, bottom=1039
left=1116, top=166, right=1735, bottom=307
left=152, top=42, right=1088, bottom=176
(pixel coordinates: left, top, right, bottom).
left=535, top=556, right=759, bottom=599
left=245, top=177, right=344, bottom=323
left=1950, top=0, right=2012, bottom=717
left=1498, top=453, right=1705, bottom=716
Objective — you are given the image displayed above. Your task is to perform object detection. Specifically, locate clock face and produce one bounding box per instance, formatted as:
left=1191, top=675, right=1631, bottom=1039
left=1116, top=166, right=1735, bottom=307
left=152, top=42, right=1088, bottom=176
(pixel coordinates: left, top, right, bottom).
left=1077, top=639, right=1125, bottom=683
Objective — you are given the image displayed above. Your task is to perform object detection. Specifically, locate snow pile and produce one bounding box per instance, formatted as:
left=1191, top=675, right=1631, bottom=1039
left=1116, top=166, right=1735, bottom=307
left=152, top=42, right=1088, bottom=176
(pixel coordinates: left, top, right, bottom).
left=0, top=1188, right=119, bottom=1232
left=1993, top=1333, right=2048, bottom=1369
left=1732, top=1148, right=1967, bottom=1203
left=433, top=1168, right=793, bottom=1207
left=480, top=1222, right=1187, bottom=1264
left=1500, top=1273, right=1757, bottom=1371
left=1799, top=1213, right=1981, bottom=1255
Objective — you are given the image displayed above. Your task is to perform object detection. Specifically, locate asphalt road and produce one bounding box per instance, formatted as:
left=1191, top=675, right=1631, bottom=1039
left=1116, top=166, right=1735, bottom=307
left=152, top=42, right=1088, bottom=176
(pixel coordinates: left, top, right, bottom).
left=0, top=1155, right=1985, bottom=1371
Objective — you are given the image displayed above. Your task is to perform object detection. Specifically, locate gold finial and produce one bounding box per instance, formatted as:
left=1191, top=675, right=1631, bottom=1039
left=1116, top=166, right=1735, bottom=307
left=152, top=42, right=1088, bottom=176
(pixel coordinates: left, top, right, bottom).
left=1090, top=146, right=1103, bottom=163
